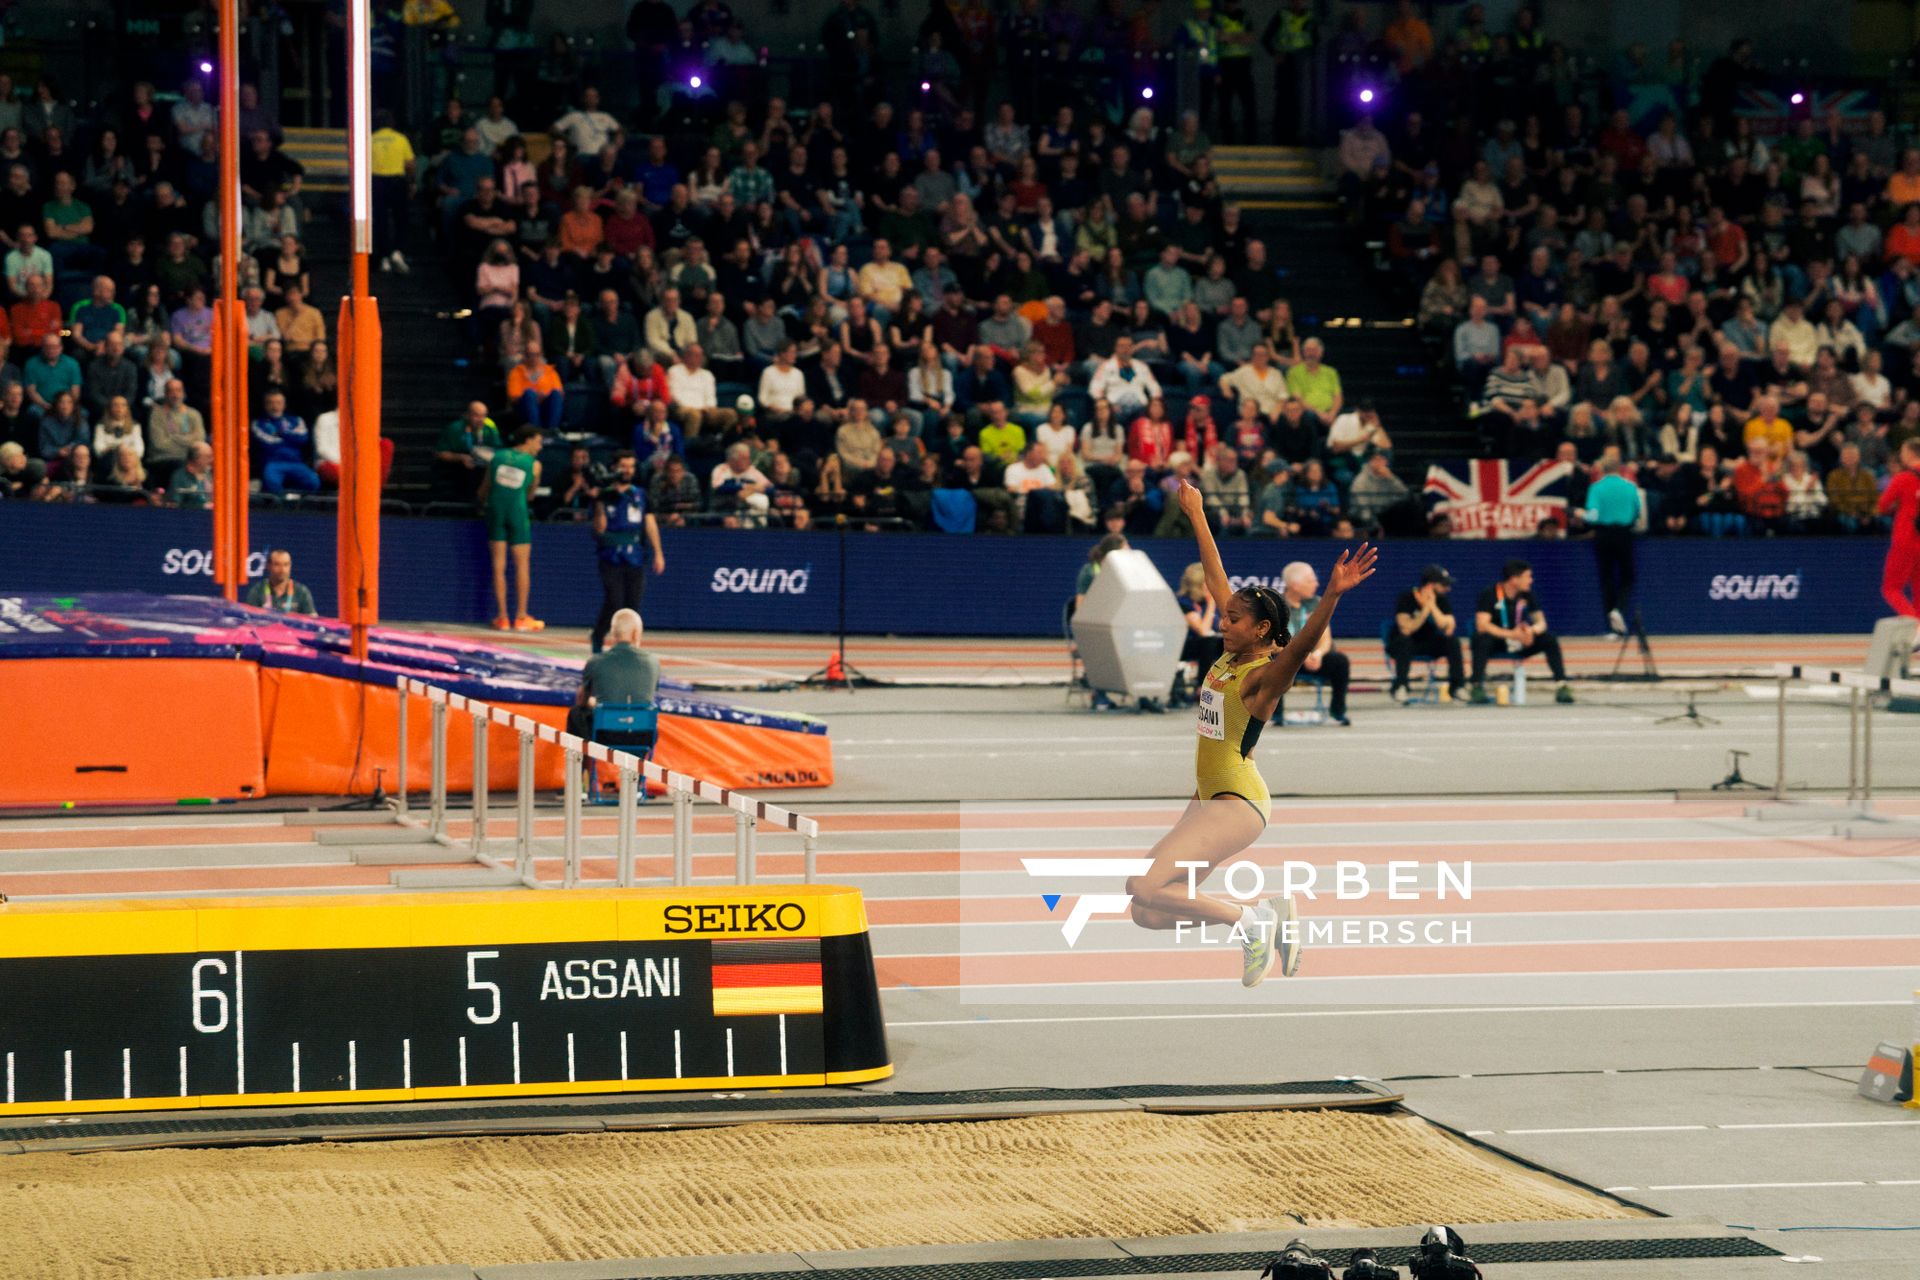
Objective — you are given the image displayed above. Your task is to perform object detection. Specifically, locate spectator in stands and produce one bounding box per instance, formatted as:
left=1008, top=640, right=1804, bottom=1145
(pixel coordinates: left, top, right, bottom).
left=508, top=345, right=565, bottom=432
left=275, top=284, right=325, bottom=357
left=1089, top=335, right=1162, bottom=418
left=1285, top=337, right=1343, bottom=419
left=167, top=441, right=214, bottom=508
left=245, top=548, right=318, bottom=615
left=1214, top=296, right=1263, bottom=369
left=24, top=333, right=81, bottom=414
left=545, top=290, right=598, bottom=388
left=1198, top=444, right=1253, bottom=535
left=37, top=389, right=88, bottom=474
left=252, top=390, right=320, bottom=495
left=645, top=287, right=698, bottom=363
left=92, top=395, right=142, bottom=477
left=145, top=378, right=205, bottom=483
left=11, top=274, right=62, bottom=354
left=709, top=441, right=772, bottom=526
left=1732, top=438, right=1787, bottom=533
left=1219, top=342, right=1287, bottom=419
left=1454, top=295, right=1501, bottom=396
left=1826, top=441, right=1879, bottom=531
left=1467, top=557, right=1573, bottom=704
left=668, top=344, right=738, bottom=439
left=1347, top=451, right=1410, bottom=530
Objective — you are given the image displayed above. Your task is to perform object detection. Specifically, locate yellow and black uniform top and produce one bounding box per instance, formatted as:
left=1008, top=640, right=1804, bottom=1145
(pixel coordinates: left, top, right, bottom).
left=1194, top=650, right=1273, bottom=822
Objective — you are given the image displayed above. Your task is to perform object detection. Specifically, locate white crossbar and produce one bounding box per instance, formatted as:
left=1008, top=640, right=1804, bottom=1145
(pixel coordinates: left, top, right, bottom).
left=1774, top=663, right=1920, bottom=699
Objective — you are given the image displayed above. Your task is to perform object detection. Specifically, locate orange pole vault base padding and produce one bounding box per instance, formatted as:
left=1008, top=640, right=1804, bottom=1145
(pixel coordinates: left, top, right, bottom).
left=260, top=670, right=834, bottom=796
left=0, top=660, right=265, bottom=804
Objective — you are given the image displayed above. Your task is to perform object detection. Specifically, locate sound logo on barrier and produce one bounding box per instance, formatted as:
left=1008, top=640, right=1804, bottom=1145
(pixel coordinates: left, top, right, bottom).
left=710, top=566, right=811, bottom=594
left=1707, top=572, right=1801, bottom=601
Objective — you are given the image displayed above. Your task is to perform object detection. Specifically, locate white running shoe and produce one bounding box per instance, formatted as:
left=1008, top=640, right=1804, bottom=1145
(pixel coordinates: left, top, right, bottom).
left=1241, top=902, right=1279, bottom=987
left=1276, top=894, right=1303, bottom=977
left=1608, top=608, right=1627, bottom=635
left=391, top=251, right=411, bottom=275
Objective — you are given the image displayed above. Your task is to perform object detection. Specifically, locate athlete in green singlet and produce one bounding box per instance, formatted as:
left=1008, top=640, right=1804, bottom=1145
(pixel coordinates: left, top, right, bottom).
left=478, top=423, right=545, bottom=631
left=1124, top=481, right=1378, bottom=987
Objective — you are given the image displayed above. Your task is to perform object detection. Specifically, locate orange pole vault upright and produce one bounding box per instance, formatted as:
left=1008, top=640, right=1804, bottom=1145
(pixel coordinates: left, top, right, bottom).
left=338, top=0, right=383, bottom=660
left=211, top=0, right=249, bottom=601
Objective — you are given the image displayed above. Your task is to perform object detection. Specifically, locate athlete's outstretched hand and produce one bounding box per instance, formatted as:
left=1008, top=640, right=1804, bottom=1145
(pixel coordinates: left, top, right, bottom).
left=1326, top=542, right=1378, bottom=597
left=1176, top=479, right=1206, bottom=521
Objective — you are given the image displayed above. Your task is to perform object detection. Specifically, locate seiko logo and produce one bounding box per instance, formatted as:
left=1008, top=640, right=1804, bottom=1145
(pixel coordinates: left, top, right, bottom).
left=163, top=548, right=268, bottom=578
left=662, top=902, right=808, bottom=934
left=1708, top=572, right=1801, bottom=601
left=710, top=567, right=811, bottom=594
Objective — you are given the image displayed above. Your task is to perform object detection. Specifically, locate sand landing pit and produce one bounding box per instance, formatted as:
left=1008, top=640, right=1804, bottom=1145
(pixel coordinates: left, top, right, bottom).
left=0, top=1108, right=1640, bottom=1279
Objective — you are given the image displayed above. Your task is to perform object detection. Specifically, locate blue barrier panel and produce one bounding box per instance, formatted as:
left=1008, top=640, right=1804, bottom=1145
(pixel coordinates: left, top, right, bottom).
left=0, top=504, right=1888, bottom=637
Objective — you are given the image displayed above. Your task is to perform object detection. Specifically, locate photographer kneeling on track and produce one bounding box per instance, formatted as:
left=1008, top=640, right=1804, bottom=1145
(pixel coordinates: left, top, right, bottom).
left=1469, top=558, right=1574, bottom=705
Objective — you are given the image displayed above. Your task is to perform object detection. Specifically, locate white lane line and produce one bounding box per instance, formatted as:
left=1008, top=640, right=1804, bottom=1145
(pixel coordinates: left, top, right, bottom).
left=292, top=1042, right=301, bottom=1093
left=886, top=999, right=1909, bottom=1028
left=1506, top=1125, right=1710, bottom=1135
left=567, top=1033, right=576, bottom=1083
left=779, top=1014, right=787, bottom=1075
left=178, top=1046, right=187, bottom=1097
left=403, top=1038, right=412, bottom=1090
left=62, top=1050, right=70, bottom=1103
left=725, top=1028, right=734, bottom=1078
left=234, top=950, right=246, bottom=1096
left=619, top=1031, right=629, bottom=1080
left=5, top=1051, right=12, bottom=1105
left=511, top=1021, right=521, bottom=1085
left=1719, top=1120, right=1920, bottom=1131
left=673, top=1029, right=682, bottom=1079
left=1647, top=1181, right=1869, bottom=1191
left=458, top=1036, right=468, bottom=1087
left=121, top=1048, right=130, bottom=1100
left=347, top=1040, right=357, bottom=1091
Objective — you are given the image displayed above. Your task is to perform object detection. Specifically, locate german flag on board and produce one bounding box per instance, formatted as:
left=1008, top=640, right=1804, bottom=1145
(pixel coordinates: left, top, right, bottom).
left=711, top=938, right=824, bottom=1017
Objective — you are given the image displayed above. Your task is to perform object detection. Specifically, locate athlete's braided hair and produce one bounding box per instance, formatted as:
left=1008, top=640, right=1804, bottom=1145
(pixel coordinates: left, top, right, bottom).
left=1235, top=584, right=1292, bottom=648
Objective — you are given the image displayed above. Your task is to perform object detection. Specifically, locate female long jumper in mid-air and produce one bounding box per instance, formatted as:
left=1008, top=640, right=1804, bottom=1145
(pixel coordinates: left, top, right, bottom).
left=1124, top=481, right=1378, bottom=987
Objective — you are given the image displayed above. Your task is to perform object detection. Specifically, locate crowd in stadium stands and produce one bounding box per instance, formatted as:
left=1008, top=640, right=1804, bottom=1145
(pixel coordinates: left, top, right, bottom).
left=1341, top=18, right=1912, bottom=536
left=415, top=0, right=1383, bottom=537
left=0, top=70, right=352, bottom=506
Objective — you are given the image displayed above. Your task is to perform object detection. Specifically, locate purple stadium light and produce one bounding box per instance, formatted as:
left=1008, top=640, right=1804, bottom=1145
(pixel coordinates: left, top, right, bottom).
left=1358, top=87, right=1375, bottom=105
left=1790, top=91, right=1806, bottom=105
left=199, top=61, right=214, bottom=75
left=921, top=80, right=932, bottom=93
left=1141, top=85, right=1154, bottom=100
left=690, top=74, right=703, bottom=89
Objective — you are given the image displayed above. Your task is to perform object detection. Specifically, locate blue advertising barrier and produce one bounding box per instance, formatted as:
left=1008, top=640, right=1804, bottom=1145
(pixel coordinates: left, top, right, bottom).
left=0, top=503, right=1890, bottom=638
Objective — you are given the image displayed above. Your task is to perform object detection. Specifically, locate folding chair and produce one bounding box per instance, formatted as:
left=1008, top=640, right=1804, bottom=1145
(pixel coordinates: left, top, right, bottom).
left=587, top=702, right=659, bottom=804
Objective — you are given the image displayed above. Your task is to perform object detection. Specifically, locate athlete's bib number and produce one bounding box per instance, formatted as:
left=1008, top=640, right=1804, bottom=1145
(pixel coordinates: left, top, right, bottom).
left=495, top=462, right=528, bottom=491
left=1196, top=685, right=1225, bottom=740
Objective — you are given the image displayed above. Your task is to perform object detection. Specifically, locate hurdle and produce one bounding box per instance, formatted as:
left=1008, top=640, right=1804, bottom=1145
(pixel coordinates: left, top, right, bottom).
left=387, top=677, right=821, bottom=889
left=1756, top=663, right=1920, bottom=838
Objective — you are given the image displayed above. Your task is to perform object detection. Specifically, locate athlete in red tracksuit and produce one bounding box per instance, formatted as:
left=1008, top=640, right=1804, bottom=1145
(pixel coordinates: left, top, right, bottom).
left=1881, top=439, right=1920, bottom=618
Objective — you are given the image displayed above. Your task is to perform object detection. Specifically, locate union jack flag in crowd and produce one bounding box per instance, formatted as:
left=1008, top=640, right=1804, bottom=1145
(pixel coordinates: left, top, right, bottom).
left=1422, top=458, right=1572, bottom=540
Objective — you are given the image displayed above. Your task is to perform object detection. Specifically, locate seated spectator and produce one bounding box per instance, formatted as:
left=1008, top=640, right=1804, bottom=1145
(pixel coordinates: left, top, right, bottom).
left=10, top=275, right=63, bottom=358
left=849, top=445, right=914, bottom=528
left=275, top=284, right=325, bottom=356
left=144, top=377, right=205, bottom=480
left=977, top=401, right=1027, bottom=465
left=666, top=344, right=738, bottom=440
left=1731, top=439, right=1787, bottom=532
left=1388, top=564, right=1466, bottom=702
left=1089, top=335, right=1162, bottom=418
left=1219, top=342, right=1287, bottom=418
left=507, top=344, right=565, bottom=431
left=1347, top=451, right=1411, bottom=529
left=23, top=333, right=81, bottom=413
left=167, top=441, right=215, bottom=508
left=251, top=389, right=320, bottom=494
left=1469, top=558, right=1573, bottom=704
left=1166, top=302, right=1222, bottom=394
left=647, top=453, right=702, bottom=526
left=92, top=394, right=142, bottom=476
left=954, top=345, right=1012, bottom=416
left=1198, top=445, right=1253, bottom=535
left=836, top=405, right=884, bottom=476
left=858, top=342, right=910, bottom=428
left=312, top=405, right=395, bottom=488
left=1782, top=449, right=1829, bottom=531
left=1769, top=298, right=1818, bottom=368
left=644, top=286, right=698, bottom=362
left=706, top=437, right=771, bottom=521
left=1825, top=441, right=1879, bottom=531
left=544, top=290, right=599, bottom=387
left=1009, top=342, right=1062, bottom=426
left=67, top=276, right=126, bottom=358
left=1744, top=395, right=1794, bottom=456
left=1453, top=295, right=1501, bottom=396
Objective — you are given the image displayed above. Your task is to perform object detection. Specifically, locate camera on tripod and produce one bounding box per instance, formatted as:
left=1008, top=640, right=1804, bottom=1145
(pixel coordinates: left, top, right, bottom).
left=1261, top=1239, right=1334, bottom=1280
left=1407, top=1227, right=1481, bottom=1280
left=1342, top=1247, right=1399, bottom=1280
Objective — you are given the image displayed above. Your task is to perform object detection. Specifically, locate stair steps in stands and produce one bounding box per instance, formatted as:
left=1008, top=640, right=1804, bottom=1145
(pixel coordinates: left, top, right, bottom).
left=284, top=127, right=348, bottom=196
left=1213, top=145, right=1333, bottom=210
